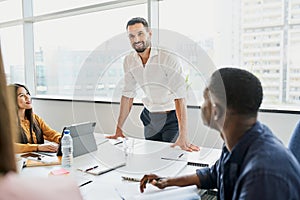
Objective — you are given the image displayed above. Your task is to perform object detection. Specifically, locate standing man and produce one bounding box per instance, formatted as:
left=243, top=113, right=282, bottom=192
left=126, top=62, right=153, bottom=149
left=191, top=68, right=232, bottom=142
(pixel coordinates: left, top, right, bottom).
left=106, top=17, right=199, bottom=151
left=140, top=68, right=300, bottom=199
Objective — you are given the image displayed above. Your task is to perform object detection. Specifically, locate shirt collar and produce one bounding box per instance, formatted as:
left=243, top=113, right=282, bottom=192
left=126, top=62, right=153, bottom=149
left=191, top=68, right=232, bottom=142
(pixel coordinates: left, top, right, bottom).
left=132, top=47, right=159, bottom=63
left=224, top=121, right=263, bottom=165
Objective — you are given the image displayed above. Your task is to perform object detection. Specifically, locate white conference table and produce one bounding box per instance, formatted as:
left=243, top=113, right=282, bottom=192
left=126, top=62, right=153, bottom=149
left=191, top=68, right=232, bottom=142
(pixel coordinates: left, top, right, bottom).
left=20, top=134, right=221, bottom=200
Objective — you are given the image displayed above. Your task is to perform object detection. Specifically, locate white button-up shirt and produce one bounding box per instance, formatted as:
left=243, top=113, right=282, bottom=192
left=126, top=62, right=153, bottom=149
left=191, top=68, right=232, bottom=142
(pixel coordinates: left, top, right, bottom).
left=122, top=47, right=187, bottom=112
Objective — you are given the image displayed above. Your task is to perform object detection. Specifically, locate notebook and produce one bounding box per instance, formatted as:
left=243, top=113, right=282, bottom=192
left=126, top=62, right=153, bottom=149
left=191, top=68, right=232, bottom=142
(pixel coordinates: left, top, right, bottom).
left=77, top=162, right=126, bottom=176
left=76, top=141, right=126, bottom=176
left=21, top=152, right=60, bottom=167
left=57, top=121, right=98, bottom=157
left=161, top=146, right=221, bottom=167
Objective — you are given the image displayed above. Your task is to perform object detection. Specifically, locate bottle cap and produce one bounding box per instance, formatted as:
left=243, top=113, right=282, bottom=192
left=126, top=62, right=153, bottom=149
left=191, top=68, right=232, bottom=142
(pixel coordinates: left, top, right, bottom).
left=63, top=129, right=70, bottom=134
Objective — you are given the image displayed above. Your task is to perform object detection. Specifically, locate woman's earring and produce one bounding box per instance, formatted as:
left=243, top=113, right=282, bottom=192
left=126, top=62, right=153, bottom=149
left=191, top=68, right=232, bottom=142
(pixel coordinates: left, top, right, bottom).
left=214, top=115, right=218, bottom=121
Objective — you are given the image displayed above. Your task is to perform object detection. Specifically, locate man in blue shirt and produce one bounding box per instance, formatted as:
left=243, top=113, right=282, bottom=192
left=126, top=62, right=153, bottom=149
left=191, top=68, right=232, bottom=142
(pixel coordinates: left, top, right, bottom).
left=140, top=67, right=300, bottom=199
left=289, top=120, right=300, bottom=163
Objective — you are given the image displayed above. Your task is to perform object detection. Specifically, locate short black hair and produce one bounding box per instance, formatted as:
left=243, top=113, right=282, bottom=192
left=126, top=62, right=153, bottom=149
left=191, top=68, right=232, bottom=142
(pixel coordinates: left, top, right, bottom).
left=209, top=67, right=263, bottom=116
left=126, top=17, right=149, bottom=30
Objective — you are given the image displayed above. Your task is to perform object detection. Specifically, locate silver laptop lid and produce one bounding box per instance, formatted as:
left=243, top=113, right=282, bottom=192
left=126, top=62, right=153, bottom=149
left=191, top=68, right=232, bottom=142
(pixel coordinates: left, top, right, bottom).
left=63, top=121, right=97, bottom=157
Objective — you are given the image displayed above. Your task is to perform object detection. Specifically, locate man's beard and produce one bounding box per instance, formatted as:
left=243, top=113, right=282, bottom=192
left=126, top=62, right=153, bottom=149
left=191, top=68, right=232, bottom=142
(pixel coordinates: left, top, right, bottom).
left=133, top=41, right=150, bottom=53
left=135, top=47, right=146, bottom=53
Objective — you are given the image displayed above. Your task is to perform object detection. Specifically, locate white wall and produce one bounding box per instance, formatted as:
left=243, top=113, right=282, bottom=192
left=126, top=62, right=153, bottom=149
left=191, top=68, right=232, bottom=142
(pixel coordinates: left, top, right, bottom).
left=33, top=99, right=300, bottom=149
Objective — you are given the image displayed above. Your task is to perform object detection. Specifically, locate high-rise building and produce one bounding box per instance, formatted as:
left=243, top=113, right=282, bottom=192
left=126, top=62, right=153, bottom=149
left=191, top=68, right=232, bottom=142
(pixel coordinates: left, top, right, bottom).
left=35, top=47, right=47, bottom=94
left=240, top=0, right=284, bottom=105
left=287, top=0, right=300, bottom=104
left=240, top=0, right=300, bottom=107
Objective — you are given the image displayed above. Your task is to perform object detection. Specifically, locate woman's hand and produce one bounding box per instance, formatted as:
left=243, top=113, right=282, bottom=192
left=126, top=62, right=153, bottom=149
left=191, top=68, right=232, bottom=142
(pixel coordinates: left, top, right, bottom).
left=37, top=144, right=58, bottom=152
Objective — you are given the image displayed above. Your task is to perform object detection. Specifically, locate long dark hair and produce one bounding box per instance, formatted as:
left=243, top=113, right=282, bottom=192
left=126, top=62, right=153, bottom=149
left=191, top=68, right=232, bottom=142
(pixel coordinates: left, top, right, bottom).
left=9, top=84, right=44, bottom=144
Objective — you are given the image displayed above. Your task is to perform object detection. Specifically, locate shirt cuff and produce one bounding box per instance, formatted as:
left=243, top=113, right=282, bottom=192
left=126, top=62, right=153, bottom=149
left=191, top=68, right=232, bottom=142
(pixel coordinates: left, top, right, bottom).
left=173, top=86, right=187, bottom=99
left=196, top=168, right=214, bottom=189
left=122, top=91, right=136, bottom=98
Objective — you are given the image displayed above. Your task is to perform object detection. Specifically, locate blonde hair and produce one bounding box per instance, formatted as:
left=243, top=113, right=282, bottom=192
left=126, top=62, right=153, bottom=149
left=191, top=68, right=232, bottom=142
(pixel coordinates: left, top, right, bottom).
left=0, top=43, right=17, bottom=173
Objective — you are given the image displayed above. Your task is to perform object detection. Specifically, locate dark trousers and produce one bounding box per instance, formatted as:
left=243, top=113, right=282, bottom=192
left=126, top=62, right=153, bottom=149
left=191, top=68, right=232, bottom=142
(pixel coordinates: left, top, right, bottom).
left=140, top=107, right=179, bottom=143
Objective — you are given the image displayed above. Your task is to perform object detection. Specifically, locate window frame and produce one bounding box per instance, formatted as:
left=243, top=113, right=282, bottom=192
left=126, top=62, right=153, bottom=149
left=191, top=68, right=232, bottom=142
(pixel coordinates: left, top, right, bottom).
left=1, top=0, right=299, bottom=112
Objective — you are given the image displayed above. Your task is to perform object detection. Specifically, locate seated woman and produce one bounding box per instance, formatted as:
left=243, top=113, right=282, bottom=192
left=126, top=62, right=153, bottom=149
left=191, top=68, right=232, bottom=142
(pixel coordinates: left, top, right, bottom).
left=9, top=83, right=61, bottom=153
left=0, top=46, right=82, bottom=200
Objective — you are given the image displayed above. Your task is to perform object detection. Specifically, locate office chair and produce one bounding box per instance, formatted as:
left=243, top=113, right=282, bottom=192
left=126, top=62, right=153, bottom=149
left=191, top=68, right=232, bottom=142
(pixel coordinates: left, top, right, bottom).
left=288, top=120, right=300, bottom=164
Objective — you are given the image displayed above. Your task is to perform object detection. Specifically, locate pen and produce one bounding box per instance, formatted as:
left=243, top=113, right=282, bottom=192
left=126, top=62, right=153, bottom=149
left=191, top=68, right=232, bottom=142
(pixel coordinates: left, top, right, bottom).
left=85, top=165, right=98, bottom=172
left=97, top=139, right=109, bottom=146
left=178, top=153, right=184, bottom=158
left=27, top=156, right=42, bottom=161
left=114, top=141, right=123, bottom=145
left=36, top=152, right=55, bottom=157
left=79, top=180, right=93, bottom=187
left=115, top=188, right=125, bottom=200
left=143, top=177, right=165, bottom=185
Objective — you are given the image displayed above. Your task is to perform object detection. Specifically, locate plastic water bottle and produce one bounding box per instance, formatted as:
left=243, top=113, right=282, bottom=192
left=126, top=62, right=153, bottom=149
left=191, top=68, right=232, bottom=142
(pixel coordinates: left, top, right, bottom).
left=61, top=129, right=73, bottom=168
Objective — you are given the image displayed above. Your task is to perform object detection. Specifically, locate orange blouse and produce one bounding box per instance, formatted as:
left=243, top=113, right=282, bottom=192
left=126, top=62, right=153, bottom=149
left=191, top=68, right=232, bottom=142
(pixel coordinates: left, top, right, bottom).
left=15, top=113, right=61, bottom=153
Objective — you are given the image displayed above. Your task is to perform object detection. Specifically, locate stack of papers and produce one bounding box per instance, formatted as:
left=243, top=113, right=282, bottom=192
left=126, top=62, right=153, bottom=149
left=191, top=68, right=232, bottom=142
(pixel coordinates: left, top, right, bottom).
left=115, top=182, right=200, bottom=200
left=20, top=152, right=60, bottom=167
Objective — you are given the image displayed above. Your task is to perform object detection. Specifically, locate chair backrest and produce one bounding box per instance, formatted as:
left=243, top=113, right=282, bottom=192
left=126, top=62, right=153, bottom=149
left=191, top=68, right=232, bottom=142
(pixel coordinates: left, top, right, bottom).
left=288, top=120, right=300, bottom=164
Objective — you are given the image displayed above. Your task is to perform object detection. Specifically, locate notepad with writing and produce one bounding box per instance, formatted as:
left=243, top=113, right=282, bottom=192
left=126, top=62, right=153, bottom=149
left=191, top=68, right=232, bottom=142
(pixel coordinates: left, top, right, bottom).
left=160, top=147, right=186, bottom=161
left=25, top=159, right=60, bottom=167
left=161, top=147, right=221, bottom=168
left=22, top=153, right=61, bottom=167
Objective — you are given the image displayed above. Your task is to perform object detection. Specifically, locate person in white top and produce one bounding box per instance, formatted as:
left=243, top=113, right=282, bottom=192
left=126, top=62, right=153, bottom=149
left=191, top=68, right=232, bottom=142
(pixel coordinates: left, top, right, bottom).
left=107, top=17, right=199, bottom=151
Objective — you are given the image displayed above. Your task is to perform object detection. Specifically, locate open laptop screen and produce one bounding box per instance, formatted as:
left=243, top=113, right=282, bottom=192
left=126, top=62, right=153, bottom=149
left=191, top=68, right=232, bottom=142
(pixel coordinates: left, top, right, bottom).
left=57, top=122, right=97, bottom=157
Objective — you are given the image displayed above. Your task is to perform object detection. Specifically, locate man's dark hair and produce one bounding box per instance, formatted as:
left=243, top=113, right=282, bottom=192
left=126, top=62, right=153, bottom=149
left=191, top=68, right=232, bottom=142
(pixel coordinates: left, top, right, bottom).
left=209, top=67, right=263, bottom=116
left=126, top=17, right=149, bottom=30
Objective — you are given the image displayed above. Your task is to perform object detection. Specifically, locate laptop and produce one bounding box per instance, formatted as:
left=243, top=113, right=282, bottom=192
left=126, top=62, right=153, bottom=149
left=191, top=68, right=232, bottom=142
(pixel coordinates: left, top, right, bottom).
left=57, top=121, right=98, bottom=157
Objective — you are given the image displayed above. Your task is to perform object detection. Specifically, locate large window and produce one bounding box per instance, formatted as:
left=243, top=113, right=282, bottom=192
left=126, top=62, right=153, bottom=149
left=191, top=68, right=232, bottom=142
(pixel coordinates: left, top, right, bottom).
left=0, top=25, right=24, bottom=84
left=33, top=4, right=146, bottom=99
left=33, top=0, right=123, bottom=15
left=159, top=0, right=300, bottom=110
left=159, top=0, right=227, bottom=106
left=0, top=0, right=299, bottom=111
left=0, top=0, right=22, bottom=23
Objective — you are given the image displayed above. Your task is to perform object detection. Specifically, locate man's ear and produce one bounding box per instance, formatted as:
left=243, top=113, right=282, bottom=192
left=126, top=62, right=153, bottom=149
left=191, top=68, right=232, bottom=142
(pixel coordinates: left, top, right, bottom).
left=213, top=103, right=224, bottom=121
left=148, top=28, right=152, bottom=37
left=212, top=104, right=218, bottom=121
left=214, top=114, right=218, bottom=121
